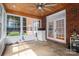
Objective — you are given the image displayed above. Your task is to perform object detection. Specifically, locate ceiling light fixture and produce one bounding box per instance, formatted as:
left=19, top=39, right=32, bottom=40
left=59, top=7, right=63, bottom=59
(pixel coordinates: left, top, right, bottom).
left=12, top=4, right=16, bottom=8
left=38, top=6, right=42, bottom=10
left=36, top=3, right=44, bottom=10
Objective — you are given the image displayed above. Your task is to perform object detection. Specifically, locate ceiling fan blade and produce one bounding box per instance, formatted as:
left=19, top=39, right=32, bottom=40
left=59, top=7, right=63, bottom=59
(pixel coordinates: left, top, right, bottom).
left=44, top=3, right=56, bottom=5
left=22, top=3, right=35, bottom=7
left=45, top=4, right=57, bottom=7
left=35, top=3, right=56, bottom=16
left=43, top=7, right=52, bottom=12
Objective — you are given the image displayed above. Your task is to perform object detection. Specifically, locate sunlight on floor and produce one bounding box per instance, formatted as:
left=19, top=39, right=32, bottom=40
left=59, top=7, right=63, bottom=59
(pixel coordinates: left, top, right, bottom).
left=12, top=49, right=37, bottom=56
left=12, top=47, right=18, bottom=53
left=11, top=43, right=37, bottom=56
left=18, top=49, right=37, bottom=56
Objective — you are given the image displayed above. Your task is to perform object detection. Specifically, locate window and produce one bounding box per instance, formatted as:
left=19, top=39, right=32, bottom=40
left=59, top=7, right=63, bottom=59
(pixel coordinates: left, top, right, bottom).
left=7, top=15, right=20, bottom=36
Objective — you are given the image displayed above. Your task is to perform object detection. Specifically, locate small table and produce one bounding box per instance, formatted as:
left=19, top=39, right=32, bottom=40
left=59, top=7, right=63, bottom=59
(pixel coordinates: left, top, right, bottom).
left=70, top=37, right=79, bottom=52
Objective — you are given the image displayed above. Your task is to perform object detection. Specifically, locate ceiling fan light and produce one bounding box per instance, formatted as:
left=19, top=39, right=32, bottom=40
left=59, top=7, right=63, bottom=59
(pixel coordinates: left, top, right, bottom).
left=38, top=6, right=42, bottom=10
left=12, top=4, right=16, bottom=8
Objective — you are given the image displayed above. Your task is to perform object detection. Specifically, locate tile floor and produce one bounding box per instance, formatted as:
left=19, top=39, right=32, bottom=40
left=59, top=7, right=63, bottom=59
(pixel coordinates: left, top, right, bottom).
left=2, top=40, right=79, bottom=56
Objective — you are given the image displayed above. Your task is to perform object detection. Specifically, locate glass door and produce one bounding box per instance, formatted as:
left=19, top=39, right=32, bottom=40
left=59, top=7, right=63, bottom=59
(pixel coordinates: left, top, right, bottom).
left=55, top=19, right=64, bottom=40
left=54, top=18, right=66, bottom=43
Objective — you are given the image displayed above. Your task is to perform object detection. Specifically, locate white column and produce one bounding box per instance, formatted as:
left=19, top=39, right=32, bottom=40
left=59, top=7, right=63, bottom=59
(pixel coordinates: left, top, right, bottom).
left=20, top=16, right=23, bottom=41
left=5, top=13, right=7, bottom=38
left=1, top=6, right=7, bottom=40
left=2, top=7, right=4, bottom=39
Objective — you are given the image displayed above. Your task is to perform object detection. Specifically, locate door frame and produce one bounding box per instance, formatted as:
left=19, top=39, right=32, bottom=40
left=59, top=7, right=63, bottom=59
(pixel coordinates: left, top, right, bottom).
left=46, top=10, right=66, bottom=44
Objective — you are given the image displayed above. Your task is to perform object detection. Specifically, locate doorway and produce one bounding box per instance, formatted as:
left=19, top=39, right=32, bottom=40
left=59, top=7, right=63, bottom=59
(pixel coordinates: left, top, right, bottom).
left=32, top=20, right=40, bottom=40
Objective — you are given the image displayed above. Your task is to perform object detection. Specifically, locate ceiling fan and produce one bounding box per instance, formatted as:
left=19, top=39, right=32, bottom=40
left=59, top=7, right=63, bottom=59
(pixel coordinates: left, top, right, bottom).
left=36, top=3, right=57, bottom=10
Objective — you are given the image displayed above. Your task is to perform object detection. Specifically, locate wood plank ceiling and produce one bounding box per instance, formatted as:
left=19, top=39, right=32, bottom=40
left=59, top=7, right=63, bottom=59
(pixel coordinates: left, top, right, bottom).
left=3, top=3, right=67, bottom=19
